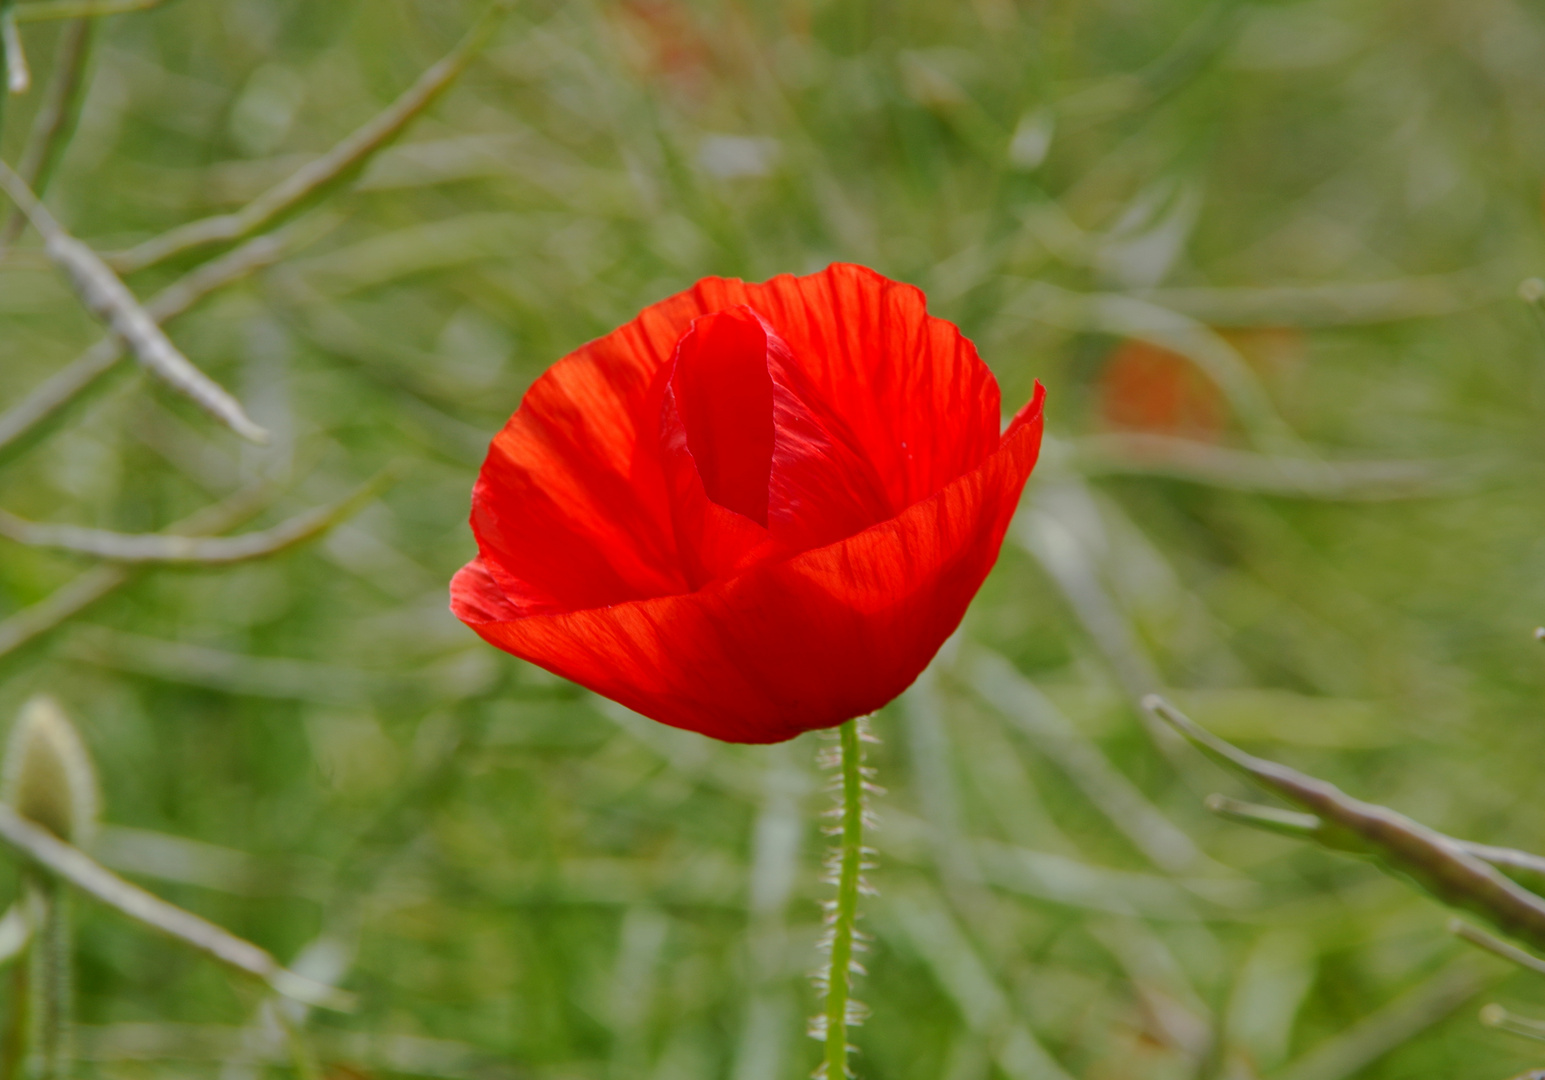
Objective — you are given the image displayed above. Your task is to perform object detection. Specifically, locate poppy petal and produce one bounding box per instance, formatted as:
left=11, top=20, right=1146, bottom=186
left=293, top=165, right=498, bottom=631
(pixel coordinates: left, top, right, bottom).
left=731, top=264, right=1004, bottom=512
left=470, top=296, right=704, bottom=615
left=596, top=265, right=1002, bottom=515
left=455, top=384, right=1045, bottom=743
left=763, top=317, right=895, bottom=550
left=474, top=266, right=993, bottom=616
left=658, top=304, right=892, bottom=579
left=665, top=308, right=776, bottom=525
left=658, top=390, right=778, bottom=589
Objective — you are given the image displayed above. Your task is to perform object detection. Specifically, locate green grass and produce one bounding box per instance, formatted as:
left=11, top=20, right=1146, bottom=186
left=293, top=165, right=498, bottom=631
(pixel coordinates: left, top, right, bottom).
left=3, top=0, right=1545, bottom=1077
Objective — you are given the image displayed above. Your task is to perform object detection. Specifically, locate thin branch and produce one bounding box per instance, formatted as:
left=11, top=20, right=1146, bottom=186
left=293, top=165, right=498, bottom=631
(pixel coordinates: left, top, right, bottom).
left=1463, top=841, right=1545, bottom=897
left=0, top=161, right=268, bottom=442
left=104, top=0, right=511, bottom=274
left=1147, top=696, right=1545, bottom=955
left=1450, top=919, right=1545, bottom=979
left=0, top=217, right=327, bottom=466
left=2, top=15, right=97, bottom=246
left=0, top=468, right=395, bottom=564
left=1478, top=1002, right=1545, bottom=1043
left=12, top=0, right=170, bottom=22
left=0, top=804, right=353, bottom=1010
left=1206, top=796, right=1545, bottom=896
left=0, top=481, right=275, bottom=660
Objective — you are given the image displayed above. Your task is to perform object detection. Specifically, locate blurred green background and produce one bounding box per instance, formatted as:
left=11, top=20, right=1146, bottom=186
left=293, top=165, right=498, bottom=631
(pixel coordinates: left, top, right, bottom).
left=2, top=0, right=1545, bottom=1077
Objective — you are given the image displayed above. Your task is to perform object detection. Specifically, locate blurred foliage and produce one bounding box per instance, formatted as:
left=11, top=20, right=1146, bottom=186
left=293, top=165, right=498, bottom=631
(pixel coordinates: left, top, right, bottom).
left=2, top=0, right=1545, bottom=1077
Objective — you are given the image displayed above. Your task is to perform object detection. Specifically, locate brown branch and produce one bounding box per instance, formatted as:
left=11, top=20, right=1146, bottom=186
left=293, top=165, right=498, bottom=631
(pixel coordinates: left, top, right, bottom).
left=1146, top=696, right=1545, bottom=955
left=1205, top=795, right=1545, bottom=897
left=1450, top=920, right=1545, bottom=979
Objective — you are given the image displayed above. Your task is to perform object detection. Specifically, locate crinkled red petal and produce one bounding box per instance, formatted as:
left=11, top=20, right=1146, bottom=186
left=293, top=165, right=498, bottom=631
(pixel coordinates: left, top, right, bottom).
left=470, top=264, right=1002, bottom=615
left=452, top=384, right=1044, bottom=743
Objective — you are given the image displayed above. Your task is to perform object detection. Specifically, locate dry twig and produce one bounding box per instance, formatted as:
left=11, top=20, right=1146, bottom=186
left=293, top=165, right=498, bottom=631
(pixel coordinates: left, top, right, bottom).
left=1146, top=696, right=1545, bottom=954
left=0, top=217, right=327, bottom=464
left=0, top=160, right=268, bottom=442
left=1204, top=797, right=1545, bottom=898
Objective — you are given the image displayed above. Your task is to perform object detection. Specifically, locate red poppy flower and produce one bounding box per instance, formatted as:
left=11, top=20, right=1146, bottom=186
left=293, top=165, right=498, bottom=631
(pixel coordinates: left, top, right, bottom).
left=451, top=264, right=1045, bottom=743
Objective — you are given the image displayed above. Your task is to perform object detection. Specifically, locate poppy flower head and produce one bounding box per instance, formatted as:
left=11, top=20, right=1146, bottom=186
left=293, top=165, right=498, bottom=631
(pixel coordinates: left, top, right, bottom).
left=453, top=263, right=1044, bottom=743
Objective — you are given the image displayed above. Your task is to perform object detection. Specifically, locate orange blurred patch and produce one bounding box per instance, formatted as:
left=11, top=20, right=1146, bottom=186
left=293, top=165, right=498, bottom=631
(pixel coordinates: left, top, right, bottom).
left=1096, top=327, right=1305, bottom=441
left=1095, top=339, right=1226, bottom=440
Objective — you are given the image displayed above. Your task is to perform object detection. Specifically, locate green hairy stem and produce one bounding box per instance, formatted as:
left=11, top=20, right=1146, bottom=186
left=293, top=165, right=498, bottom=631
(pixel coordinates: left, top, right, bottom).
left=819, top=718, right=870, bottom=1079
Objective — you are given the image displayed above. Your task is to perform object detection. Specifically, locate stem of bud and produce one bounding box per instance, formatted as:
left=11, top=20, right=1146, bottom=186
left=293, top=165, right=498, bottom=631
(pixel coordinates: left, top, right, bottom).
left=29, top=877, right=67, bottom=1079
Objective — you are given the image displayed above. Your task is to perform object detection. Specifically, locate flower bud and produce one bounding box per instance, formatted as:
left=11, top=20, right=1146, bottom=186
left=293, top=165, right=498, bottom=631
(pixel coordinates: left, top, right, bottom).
left=2, top=696, right=98, bottom=844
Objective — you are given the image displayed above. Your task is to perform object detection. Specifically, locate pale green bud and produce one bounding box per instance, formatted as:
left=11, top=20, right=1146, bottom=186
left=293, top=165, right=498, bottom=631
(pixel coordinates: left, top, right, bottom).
left=2, top=696, right=98, bottom=845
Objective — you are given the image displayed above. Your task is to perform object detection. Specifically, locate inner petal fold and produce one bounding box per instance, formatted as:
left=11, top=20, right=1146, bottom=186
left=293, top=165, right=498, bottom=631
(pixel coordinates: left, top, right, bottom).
left=667, top=307, right=775, bottom=525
